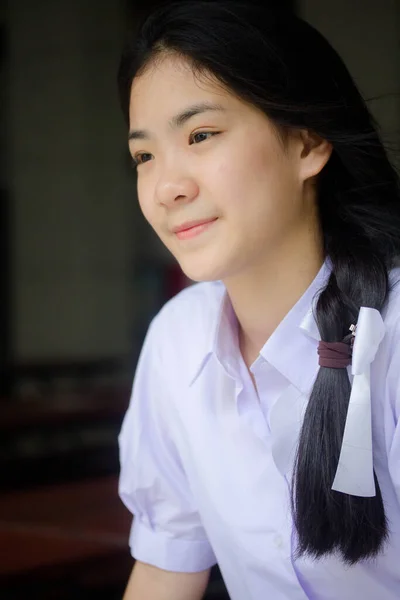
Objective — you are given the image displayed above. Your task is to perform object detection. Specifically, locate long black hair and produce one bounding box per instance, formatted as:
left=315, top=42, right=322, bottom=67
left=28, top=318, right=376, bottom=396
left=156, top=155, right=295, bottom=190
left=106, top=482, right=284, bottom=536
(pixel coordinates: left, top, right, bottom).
left=118, top=0, right=400, bottom=564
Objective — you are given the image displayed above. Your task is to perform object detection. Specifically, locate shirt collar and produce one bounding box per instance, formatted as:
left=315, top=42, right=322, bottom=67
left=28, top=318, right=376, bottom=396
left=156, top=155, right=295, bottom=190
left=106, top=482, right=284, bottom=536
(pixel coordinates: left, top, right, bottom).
left=188, top=259, right=332, bottom=390
left=188, top=284, right=237, bottom=386
left=259, top=260, right=330, bottom=394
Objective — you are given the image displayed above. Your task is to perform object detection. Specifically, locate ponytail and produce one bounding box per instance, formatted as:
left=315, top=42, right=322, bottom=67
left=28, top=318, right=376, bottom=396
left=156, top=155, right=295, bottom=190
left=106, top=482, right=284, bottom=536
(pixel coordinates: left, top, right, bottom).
left=293, top=249, right=389, bottom=564
left=293, top=145, right=395, bottom=563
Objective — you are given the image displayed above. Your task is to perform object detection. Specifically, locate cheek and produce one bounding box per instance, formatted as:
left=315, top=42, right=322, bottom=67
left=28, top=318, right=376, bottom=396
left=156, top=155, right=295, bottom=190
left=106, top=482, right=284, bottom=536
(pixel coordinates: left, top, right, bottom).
left=209, top=156, right=248, bottom=203
left=210, top=153, right=271, bottom=214
left=223, top=151, right=299, bottom=229
left=215, top=142, right=284, bottom=195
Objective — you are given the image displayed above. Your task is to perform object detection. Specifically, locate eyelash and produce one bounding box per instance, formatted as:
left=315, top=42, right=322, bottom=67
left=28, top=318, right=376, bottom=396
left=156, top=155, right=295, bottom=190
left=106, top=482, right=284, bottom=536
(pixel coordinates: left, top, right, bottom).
left=132, top=131, right=220, bottom=167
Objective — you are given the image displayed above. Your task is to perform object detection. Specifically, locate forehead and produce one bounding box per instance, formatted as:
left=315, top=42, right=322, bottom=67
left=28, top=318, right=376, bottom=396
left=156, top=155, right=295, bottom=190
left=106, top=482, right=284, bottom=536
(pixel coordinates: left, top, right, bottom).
left=129, top=54, right=236, bottom=126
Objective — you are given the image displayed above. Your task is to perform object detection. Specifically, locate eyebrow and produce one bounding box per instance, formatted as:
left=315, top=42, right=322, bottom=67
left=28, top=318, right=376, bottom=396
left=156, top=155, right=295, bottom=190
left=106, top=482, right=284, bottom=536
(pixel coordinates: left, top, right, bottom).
left=128, top=102, right=226, bottom=141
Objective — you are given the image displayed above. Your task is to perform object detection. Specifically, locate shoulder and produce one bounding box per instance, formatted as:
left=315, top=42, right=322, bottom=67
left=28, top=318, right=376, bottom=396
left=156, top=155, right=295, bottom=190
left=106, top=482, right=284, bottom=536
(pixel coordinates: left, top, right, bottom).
left=384, top=267, right=400, bottom=329
left=377, top=266, right=400, bottom=371
left=374, top=267, right=400, bottom=415
left=123, top=281, right=225, bottom=432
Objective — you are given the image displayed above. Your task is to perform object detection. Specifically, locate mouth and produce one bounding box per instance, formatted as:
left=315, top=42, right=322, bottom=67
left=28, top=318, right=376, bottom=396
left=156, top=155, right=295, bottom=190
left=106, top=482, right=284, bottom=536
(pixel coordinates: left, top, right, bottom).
left=172, top=217, right=218, bottom=240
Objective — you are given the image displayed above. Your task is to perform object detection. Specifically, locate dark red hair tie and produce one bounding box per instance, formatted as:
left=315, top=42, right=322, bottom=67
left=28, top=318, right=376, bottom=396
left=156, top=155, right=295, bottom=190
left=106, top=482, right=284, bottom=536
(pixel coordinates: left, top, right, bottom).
left=317, top=341, right=352, bottom=369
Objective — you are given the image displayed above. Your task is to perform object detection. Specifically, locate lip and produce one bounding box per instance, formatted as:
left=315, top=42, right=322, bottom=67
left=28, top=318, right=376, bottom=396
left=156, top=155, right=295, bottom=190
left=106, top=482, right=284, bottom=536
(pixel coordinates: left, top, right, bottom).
left=172, top=217, right=218, bottom=234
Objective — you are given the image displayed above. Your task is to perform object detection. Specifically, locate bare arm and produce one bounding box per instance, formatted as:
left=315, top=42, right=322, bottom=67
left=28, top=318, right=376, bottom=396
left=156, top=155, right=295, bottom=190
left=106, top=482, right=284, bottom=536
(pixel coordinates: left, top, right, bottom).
left=123, top=561, right=211, bottom=600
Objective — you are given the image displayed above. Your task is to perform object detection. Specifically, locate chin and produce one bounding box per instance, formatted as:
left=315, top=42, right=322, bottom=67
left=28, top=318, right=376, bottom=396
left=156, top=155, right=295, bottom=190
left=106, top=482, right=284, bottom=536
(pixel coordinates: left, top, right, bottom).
left=178, top=257, right=233, bottom=283
left=180, top=268, right=221, bottom=283
left=179, top=261, right=224, bottom=283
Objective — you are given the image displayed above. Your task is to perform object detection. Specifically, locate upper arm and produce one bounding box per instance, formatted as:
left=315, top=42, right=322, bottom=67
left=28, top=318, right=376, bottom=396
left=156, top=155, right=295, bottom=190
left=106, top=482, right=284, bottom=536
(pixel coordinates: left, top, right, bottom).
left=118, top=316, right=217, bottom=574
left=123, top=561, right=211, bottom=600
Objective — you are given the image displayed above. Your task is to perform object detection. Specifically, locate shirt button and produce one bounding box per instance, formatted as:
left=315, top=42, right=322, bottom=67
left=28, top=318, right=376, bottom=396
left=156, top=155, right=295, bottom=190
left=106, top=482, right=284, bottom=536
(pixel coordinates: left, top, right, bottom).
left=274, top=534, right=284, bottom=549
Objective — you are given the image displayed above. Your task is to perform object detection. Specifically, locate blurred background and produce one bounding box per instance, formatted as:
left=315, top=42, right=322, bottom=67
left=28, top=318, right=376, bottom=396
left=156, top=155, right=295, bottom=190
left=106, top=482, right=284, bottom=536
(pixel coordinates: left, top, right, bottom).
left=0, top=0, right=398, bottom=598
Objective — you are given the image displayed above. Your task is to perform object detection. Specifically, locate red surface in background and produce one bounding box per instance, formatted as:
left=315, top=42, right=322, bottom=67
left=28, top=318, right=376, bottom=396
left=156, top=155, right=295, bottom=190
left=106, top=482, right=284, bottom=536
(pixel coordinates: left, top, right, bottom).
left=0, top=476, right=131, bottom=576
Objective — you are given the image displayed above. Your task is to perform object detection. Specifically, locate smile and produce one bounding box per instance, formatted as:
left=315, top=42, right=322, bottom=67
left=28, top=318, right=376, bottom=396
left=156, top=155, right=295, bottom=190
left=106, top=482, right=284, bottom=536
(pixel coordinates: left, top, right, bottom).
left=173, top=218, right=218, bottom=240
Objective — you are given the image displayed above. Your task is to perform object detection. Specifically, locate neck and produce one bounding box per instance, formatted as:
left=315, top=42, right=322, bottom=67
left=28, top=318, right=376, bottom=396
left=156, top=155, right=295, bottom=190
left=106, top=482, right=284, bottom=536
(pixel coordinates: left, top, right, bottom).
left=223, top=229, right=324, bottom=368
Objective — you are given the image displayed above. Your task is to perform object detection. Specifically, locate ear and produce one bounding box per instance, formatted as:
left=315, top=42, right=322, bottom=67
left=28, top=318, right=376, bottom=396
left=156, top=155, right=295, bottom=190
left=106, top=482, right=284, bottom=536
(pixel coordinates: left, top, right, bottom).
left=297, top=130, right=332, bottom=181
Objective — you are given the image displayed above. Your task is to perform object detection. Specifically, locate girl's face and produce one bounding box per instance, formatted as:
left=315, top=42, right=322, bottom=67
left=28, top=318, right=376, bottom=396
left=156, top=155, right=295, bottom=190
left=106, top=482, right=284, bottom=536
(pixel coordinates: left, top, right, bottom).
left=129, top=54, right=326, bottom=282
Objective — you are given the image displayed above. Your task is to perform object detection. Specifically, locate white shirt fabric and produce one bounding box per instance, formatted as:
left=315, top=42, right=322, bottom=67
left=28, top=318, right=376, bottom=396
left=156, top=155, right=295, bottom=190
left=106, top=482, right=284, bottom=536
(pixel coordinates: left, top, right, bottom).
left=119, top=261, right=400, bottom=600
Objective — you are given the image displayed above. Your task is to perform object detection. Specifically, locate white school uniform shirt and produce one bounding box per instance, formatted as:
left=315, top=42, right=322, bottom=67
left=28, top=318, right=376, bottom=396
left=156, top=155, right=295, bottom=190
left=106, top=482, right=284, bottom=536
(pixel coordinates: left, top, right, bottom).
left=119, top=261, right=400, bottom=600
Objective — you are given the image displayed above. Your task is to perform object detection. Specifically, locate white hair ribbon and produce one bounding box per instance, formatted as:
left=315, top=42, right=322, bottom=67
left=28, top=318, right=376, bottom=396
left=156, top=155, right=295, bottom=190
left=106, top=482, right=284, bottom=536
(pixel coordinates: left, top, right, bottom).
left=331, top=307, right=385, bottom=497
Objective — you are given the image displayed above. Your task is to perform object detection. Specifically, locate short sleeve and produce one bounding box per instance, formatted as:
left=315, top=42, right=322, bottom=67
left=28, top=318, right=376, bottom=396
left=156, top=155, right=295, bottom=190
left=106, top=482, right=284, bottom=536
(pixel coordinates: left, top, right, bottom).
left=118, top=316, right=217, bottom=573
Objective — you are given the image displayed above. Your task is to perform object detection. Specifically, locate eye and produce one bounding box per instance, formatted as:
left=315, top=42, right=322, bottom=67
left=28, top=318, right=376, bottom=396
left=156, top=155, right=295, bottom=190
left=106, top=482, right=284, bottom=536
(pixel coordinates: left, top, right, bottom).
left=189, top=131, right=219, bottom=145
left=132, top=152, right=153, bottom=167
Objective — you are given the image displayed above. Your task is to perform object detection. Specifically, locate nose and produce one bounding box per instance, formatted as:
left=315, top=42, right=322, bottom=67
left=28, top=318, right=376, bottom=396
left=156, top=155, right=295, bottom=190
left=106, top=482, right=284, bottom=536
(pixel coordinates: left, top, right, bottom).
left=155, top=164, right=199, bottom=208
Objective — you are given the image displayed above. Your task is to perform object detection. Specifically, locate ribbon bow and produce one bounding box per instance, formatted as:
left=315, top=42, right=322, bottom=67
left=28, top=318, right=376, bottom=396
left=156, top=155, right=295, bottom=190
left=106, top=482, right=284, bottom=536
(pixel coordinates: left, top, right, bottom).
left=331, top=307, right=385, bottom=497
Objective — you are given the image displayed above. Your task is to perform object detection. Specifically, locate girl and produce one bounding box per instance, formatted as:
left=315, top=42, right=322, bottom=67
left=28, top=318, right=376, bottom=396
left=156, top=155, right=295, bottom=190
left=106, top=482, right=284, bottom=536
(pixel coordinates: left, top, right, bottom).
left=117, top=1, right=400, bottom=599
